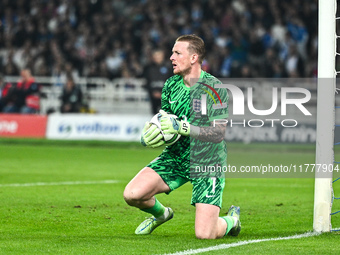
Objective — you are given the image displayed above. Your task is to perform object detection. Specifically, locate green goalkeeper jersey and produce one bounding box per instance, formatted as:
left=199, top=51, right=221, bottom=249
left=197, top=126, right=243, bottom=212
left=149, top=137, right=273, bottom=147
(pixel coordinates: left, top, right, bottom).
left=161, top=71, right=228, bottom=171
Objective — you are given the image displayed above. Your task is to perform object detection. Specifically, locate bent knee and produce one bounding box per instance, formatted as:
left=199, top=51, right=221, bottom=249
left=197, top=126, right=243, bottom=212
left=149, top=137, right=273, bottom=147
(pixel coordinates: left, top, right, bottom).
left=123, top=187, right=138, bottom=205
left=123, top=186, right=147, bottom=206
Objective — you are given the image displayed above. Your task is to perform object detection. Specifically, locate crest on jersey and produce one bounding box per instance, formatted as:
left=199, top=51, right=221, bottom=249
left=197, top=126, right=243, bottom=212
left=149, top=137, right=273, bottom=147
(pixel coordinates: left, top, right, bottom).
left=193, top=99, right=201, bottom=112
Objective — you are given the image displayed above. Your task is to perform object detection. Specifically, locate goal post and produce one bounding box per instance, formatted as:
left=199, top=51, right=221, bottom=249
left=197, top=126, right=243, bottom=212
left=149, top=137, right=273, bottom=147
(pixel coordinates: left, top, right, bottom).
left=313, top=0, right=336, bottom=232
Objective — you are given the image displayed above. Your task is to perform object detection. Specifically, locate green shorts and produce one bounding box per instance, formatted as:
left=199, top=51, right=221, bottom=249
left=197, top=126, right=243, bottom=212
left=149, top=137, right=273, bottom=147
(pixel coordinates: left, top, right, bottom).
left=147, top=151, right=225, bottom=208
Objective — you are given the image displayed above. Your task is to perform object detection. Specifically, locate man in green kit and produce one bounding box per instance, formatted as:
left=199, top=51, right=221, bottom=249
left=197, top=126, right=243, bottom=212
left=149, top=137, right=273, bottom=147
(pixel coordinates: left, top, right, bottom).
left=123, top=34, right=241, bottom=239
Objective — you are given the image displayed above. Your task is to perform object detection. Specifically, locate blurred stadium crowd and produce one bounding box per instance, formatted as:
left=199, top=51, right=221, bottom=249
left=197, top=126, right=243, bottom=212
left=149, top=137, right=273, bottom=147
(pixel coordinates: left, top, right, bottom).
left=0, top=0, right=318, bottom=80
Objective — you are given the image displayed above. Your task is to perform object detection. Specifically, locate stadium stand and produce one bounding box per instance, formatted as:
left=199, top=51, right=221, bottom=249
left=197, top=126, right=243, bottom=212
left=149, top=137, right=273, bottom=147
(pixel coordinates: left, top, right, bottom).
left=0, top=0, right=318, bottom=114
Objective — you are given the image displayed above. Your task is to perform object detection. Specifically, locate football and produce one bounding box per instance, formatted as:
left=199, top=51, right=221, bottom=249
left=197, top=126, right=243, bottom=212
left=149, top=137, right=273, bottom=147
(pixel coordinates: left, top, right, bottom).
left=150, top=113, right=181, bottom=146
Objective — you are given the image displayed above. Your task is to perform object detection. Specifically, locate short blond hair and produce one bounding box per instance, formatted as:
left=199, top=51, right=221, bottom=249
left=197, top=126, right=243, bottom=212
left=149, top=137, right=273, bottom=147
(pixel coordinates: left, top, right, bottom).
left=176, top=34, right=205, bottom=64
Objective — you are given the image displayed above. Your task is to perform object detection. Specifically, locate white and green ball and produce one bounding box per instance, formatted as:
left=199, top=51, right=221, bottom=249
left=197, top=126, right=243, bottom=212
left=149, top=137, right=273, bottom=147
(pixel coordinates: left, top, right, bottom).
left=150, top=113, right=181, bottom=146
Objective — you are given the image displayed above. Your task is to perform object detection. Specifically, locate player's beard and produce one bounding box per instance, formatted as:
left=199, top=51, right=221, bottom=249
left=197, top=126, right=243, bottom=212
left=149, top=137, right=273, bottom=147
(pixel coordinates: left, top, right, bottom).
left=176, top=65, right=192, bottom=77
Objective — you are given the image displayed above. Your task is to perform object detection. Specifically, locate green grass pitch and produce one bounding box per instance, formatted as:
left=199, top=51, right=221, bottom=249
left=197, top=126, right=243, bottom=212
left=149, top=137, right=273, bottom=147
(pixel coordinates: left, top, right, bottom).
left=0, top=138, right=340, bottom=254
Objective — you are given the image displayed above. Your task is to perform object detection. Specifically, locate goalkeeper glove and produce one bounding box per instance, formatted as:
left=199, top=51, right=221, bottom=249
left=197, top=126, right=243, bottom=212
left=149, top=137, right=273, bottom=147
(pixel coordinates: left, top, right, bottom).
left=140, top=122, right=165, bottom=148
left=159, top=110, right=190, bottom=136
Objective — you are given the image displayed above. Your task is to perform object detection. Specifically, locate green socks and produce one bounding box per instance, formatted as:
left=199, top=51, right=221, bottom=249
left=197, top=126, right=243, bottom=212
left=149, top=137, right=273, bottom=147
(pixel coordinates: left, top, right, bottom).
left=221, top=216, right=235, bottom=235
left=141, top=198, right=166, bottom=218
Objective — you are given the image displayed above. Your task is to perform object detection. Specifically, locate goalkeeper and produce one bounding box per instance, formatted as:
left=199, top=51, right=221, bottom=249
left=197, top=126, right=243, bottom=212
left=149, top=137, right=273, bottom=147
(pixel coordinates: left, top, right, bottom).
left=123, top=34, right=240, bottom=239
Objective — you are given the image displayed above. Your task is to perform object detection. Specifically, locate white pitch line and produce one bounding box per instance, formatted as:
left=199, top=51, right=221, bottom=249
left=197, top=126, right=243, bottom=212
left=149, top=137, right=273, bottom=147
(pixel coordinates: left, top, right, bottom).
left=0, top=180, right=119, bottom=187
left=162, top=232, right=320, bottom=255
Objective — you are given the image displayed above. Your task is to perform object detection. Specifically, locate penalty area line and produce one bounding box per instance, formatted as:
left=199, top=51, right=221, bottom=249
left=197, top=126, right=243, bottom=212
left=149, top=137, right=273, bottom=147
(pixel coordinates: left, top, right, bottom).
left=162, top=232, right=320, bottom=255
left=0, top=180, right=120, bottom=187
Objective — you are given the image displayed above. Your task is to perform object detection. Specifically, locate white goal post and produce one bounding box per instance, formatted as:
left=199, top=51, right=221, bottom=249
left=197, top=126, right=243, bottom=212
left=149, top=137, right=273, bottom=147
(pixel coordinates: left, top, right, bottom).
left=313, top=0, right=336, bottom=232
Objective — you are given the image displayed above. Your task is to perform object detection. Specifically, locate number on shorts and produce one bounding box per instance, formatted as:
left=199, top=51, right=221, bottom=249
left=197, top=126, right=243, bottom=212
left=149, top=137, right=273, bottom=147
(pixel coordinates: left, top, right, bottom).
left=211, top=177, right=216, bottom=193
